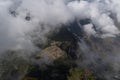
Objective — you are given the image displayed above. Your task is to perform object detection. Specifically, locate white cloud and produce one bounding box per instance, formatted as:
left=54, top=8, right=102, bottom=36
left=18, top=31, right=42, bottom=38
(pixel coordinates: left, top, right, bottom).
left=83, top=23, right=96, bottom=36
left=0, top=0, right=120, bottom=52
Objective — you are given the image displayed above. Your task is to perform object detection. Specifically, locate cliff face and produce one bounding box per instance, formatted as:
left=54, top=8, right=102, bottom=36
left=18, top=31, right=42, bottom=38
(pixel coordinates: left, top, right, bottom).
left=0, top=21, right=120, bottom=80
left=0, top=26, right=79, bottom=80
left=21, top=25, right=97, bottom=80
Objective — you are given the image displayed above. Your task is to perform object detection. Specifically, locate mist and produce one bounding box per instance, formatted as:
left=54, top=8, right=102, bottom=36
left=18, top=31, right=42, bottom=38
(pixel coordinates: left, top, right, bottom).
left=0, top=0, right=120, bottom=80
left=0, top=0, right=120, bottom=52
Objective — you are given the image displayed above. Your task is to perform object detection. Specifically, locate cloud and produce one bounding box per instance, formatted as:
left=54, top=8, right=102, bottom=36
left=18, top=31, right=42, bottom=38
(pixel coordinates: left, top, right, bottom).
left=67, top=0, right=120, bottom=37
left=0, top=0, right=120, bottom=53
left=0, top=0, right=120, bottom=79
left=0, top=0, right=74, bottom=53
left=83, top=23, right=96, bottom=36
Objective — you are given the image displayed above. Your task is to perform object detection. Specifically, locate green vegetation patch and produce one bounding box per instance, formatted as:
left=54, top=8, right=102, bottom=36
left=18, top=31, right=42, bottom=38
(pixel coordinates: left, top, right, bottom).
left=67, top=68, right=96, bottom=80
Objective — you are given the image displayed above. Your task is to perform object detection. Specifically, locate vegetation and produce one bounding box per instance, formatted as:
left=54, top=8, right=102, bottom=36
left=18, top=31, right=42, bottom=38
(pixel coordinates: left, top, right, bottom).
left=0, top=50, right=31, bottom=80
left=67, top=68, right=96, bottom=80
